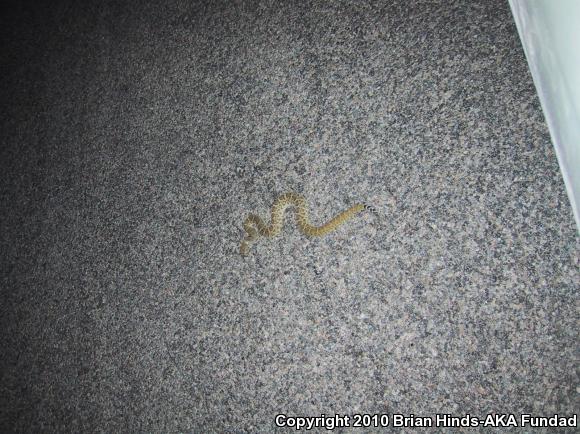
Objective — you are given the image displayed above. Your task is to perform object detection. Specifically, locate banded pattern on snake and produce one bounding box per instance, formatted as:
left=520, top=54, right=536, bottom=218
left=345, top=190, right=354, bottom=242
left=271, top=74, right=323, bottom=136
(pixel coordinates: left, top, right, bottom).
left=240, top=192, right=377, bottom=256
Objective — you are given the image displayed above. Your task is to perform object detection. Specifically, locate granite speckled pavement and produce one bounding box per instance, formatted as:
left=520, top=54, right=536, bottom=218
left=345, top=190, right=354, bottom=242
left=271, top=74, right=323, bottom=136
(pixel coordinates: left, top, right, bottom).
left=1, top=0, right=578, bottom=432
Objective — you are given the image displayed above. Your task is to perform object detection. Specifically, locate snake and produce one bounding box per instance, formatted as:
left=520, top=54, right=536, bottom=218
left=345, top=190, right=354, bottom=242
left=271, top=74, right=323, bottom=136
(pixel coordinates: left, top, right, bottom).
left=240, top=192, right=377, bottom=256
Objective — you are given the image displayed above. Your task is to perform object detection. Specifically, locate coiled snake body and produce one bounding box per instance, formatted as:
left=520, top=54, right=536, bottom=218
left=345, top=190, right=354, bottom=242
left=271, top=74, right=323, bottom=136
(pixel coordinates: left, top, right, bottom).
left=240, top=192, right=376, bottom=256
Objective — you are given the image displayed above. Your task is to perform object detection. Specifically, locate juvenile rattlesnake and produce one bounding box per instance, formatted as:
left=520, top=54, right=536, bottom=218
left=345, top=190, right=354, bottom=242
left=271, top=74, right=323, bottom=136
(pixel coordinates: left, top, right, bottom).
left=240, top=192, right=377, bottom=256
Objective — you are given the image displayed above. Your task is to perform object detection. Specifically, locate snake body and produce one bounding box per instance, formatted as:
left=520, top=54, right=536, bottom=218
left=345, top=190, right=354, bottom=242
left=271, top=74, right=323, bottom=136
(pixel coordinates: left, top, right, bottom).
left=240, top=192, right=376, bottom=256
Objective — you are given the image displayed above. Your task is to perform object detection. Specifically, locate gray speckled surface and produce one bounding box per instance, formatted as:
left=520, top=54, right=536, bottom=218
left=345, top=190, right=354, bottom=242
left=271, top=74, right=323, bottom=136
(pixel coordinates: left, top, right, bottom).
left=1, top=0, right=578, bottom=432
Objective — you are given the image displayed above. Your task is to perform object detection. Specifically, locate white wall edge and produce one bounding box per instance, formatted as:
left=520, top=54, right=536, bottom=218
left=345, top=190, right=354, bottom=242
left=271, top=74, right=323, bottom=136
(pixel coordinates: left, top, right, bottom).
left=508, top=0, right=580, bottom=231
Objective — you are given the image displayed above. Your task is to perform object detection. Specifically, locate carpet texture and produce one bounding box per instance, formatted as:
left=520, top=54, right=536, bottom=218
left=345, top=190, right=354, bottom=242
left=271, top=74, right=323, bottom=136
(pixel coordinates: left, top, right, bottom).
left=1, top=0, right=578, bottom=432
